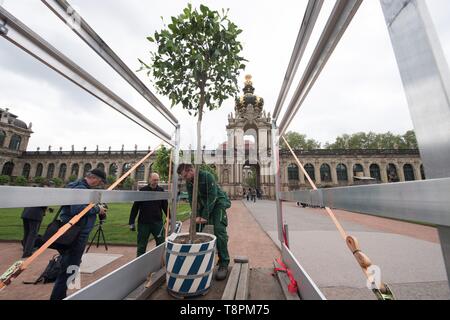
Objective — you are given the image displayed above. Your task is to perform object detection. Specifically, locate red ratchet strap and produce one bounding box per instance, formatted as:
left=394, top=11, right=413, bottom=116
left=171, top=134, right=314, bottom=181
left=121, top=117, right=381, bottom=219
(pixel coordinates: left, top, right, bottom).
left=274, top=258, right=298, bottom=294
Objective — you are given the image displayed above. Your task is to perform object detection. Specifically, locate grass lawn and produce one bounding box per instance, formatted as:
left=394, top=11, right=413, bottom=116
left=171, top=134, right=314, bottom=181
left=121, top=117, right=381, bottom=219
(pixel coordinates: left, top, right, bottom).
left=0, top=202, right=191, bottom=245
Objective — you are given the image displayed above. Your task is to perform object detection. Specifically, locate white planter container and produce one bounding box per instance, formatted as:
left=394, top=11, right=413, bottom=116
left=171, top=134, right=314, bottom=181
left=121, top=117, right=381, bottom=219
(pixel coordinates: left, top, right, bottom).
left=165, top=232, right=216, bottom=297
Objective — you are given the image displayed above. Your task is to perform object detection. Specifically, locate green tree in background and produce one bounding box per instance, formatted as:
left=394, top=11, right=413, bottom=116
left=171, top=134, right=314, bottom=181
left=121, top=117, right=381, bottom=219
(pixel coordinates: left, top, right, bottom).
left=50, top=177, right=63, bottom=187
left=325, top=131, right=418, bottom=150
left=281, top=131, right=321, bottom=150
left=152, top=145, right=171, bottom=182
left=32, top=176, right=45, bottom=185
left=106, top=175, right=116, bottom=186
left=123, top=177, right=135, bottom=190
left=14, top=176, right=27, bottom=186
left=0, top=175, right=11, bottom=185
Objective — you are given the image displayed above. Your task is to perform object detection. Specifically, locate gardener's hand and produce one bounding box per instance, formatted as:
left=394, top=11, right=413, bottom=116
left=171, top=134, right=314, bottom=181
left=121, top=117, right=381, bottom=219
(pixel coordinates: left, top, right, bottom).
left=195, top=217, right=207, bottom=224
left=129, top=224, right=136, bottom=231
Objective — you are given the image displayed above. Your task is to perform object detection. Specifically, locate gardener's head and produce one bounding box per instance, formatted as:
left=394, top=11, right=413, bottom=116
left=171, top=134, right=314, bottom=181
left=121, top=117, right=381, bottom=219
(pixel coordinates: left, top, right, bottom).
left=86, top=168, right=106, bottom=187
left=149, top=172, right=160, bottom=188
left=177, top=163, right=195, bottom=182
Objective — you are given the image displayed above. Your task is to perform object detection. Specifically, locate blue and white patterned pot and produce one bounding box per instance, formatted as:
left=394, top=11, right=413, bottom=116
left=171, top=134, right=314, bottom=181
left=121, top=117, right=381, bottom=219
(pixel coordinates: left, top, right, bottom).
left=165, top=232, right=216, bottom=297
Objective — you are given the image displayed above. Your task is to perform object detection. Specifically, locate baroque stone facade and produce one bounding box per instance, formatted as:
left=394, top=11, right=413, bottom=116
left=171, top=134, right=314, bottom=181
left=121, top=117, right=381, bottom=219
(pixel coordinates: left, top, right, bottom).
left=1, top=77, right=424, bottom=198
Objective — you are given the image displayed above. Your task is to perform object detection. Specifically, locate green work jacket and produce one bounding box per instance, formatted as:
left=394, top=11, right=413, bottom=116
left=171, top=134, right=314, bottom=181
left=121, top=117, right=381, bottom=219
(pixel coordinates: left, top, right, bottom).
left=187, top=170, right=231, bottom=220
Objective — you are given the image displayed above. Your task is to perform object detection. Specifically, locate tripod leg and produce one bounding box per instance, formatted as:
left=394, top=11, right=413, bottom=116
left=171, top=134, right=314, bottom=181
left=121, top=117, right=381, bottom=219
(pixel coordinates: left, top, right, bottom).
left=100, top=228, right=108, bottom=251
left=86, top=227, right=100, bottom=253
left=96, top=227, right=101, bottom=248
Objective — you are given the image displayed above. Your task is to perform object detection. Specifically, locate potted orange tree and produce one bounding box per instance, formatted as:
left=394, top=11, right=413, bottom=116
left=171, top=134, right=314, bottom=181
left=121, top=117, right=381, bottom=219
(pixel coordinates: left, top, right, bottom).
left=139, top=3, right=245, bottom=297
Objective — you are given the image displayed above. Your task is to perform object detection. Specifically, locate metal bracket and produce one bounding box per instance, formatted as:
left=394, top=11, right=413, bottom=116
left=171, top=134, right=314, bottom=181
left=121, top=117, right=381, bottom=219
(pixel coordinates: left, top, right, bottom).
left=372, top=283, right=396, bottom=300
left=0, top=19, right=8, bottom=35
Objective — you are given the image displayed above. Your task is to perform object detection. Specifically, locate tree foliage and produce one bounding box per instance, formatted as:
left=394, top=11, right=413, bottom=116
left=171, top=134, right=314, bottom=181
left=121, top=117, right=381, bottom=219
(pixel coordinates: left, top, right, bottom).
left=106, top=175, right=116, bottom=186
left=50, top=177, right=64, bottom=187
left=325, top=131, right=418, bottom=150
left=0, top=175, right=10, bottom=185
left=139, top=4, right=246, bottom=115
left=139, top=4, right=246, bottom=242
left=14, top=176, right=27, bottom=186
left=152, top=145, right=172, bottom=182
left=281, top=131, right=321, bottom=150
left=123, top=177, right=135, bottom=190
left=32, top=176, right=45, bottom=185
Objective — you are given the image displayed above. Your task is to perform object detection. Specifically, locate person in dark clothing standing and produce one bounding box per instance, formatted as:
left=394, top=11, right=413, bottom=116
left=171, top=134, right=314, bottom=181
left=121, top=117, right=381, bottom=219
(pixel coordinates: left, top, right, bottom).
left=21, top=206, right=49, bottom=258
left=50, top=169, right=107, bottom=300
left=129, top=172, right=168, bottom=257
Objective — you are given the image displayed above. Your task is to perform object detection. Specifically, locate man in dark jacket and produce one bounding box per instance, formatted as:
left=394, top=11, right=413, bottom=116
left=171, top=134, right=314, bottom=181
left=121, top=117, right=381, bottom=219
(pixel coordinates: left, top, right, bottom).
left=129, top=172, right=168, bottom=257
left=21, top=206, right=47, bottom=258
left=50, top=168, right=107, bottom=300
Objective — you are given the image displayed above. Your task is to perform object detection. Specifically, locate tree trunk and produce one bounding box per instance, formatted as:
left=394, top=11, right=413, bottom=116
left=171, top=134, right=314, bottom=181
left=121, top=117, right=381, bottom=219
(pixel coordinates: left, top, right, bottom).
left=189, top=97, right=204, bottom=243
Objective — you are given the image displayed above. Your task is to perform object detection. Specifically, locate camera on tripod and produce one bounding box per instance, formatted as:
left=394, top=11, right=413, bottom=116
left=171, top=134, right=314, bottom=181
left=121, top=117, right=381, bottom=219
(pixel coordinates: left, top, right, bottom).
left=86, top=203, right=109, bottom=253
left=97, top=203, right=108, bottom=223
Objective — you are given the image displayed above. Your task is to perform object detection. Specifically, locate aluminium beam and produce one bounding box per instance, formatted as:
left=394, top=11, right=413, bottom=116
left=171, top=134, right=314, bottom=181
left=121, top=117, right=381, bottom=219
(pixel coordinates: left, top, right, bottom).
left=278, top=0, right=362, bottom=135
left=41, top=0, right=178, bottom=126
left=66, top=243, right=165, bottom=300
left=0, top=186, right=170, bottom=208
left=272, top=0, right=324, bottom=121
left=380, top=0, right=450, bottom=288
left=272, top=121, right=285, bottom=244
left=170, top=125, right=181, bottom=233
left=281, top=243, right=326, bottom=300
left=0, top=6, right=172, bottom=145
left=280, top=178, right=450, bottom=227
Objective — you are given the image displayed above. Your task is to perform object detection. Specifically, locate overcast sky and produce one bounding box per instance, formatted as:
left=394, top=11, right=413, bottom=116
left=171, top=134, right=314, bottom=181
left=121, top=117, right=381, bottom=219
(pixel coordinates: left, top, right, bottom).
left=1, top=0, right=449, bottom=151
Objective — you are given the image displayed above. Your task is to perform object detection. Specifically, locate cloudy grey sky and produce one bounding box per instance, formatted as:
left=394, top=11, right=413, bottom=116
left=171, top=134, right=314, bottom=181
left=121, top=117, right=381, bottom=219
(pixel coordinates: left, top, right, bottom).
left=1, top=0, right=449, bottom=151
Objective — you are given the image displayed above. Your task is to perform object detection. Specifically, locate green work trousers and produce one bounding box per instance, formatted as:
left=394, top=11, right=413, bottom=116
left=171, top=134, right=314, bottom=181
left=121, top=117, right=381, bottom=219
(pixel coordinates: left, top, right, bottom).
left=137, top=221, right=165, bottom=257
left=197, top=206, right=230, bottom=267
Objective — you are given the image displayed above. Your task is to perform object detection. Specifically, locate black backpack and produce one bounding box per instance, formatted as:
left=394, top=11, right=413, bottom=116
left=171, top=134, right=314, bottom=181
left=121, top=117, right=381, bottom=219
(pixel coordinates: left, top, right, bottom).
left=23, top=254, right=62, bottom=285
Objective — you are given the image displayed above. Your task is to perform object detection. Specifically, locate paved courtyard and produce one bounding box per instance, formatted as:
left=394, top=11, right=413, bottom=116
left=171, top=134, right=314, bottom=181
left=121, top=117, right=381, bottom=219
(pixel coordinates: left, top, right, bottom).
left=0, top=200, right=279, bottom=300
left=242, top=199, right=450, bottom=300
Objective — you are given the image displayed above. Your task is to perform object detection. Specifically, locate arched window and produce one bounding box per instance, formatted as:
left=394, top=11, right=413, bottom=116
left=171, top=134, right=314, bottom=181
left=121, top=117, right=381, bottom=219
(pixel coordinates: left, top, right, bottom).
left=404, top=164, right=415, bottom=181
left=122, top=163, right=132, bottom=174
left=135, top=164, right=145, bottom=181
left=336, top=164, right=348, bottom=181
left=109, top=163, right=118, bottom=177
left=320, top=164, right=332, bottom=182
left=353, top=164, right=364, bottom=177
left=0, top=130, right=6, bottom=147
left=223, top=169, right=229, bottom=184
left=420, top=164, right=426, bottom=180
left=370, top=164, right=381, bottom=181
left=8, top=134, right=21, bottom=151
left=35, top=163, right=43, bottom=177
left=71, top=163, right=79, bottom=177
left=304, top=164, right=315, bottom=181
left=47, top=163, right=55, bottom=179
left=58, top=163, right=67, bottom=180
left=287, top=164, right=299, bottom=181
left=2, top=162, right=14, bottom=176
left=96, top=163, right=105, bottom=172
left=387, top=164, right=399, bottom=183
left=83, top=163, right=92, bottom=176
left=22, top=163, right=31, bottom=179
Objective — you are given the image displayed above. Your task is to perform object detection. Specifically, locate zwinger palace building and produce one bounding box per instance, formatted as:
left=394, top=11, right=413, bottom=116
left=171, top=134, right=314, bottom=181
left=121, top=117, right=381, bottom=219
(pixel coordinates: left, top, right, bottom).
left=0, top=77, right=424, bottom=199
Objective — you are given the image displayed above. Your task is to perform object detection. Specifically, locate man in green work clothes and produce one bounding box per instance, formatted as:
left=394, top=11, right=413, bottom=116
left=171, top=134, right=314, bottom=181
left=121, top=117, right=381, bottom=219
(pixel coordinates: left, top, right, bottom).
left=177, top=163, right=231, bottom=281
left=129, top=172, right=168, bottom=257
